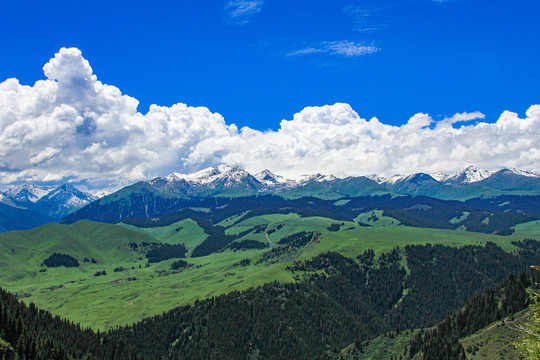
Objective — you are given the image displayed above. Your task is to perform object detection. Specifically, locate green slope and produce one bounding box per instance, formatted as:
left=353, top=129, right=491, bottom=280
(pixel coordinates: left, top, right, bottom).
left=460, top=310, right=528, bottom=360
left=0, top=214, right=532, bottom=330
left=337, top=311, right=527, bottom=360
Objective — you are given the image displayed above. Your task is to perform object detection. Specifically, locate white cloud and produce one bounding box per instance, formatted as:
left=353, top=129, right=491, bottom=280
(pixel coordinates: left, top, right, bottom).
left=289, top=41, right=380, bottom=57
left=225, top=0, right=264, bottom=24
left=0, top=47, right=539, bottom=191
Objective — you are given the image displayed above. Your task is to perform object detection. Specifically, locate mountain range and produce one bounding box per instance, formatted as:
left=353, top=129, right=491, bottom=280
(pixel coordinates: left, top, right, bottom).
left=63, top=164, right=540, bottom=225
left=146, top=164, right=540, bottom=199
left=1, top=165, right=538, bottom=232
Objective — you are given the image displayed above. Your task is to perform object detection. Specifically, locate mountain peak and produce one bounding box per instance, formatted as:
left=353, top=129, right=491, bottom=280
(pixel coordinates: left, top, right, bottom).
left=504, top=167, right=540, bottom=178
left=4, top=181, right=52, bottom=203
left=444, top=166, right=493, bottom=185
left=164, top=165, right=234, bottom=185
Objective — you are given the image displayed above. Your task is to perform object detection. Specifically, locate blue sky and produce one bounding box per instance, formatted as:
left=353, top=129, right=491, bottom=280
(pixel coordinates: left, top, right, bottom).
left=0, top=0, right=539, bottom=190
left=2, top=0, right=539, bottom=129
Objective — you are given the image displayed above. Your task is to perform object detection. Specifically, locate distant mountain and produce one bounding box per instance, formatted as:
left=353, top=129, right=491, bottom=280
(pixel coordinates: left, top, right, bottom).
left=254, top=169, right=297, bottom=189
left=151, top=165, right=265, bottom=197
left=378, top=166, right=540, bottom=200
left=0, top=182, right=97, bottom=229
left=443, top=165, right=493, bottom=186
left=33, top=184, right=97, bottom=220
left=280, top=176, right=387, bottom=199
left=4, top=181, right=52, bottom=206
left=383, top=173, right=443, bottom=197
left=476, top=168, right=540, bottom=192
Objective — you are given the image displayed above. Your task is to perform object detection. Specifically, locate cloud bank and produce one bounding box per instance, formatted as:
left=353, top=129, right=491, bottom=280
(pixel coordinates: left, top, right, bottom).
left=1, top=48, right=539, bottom=190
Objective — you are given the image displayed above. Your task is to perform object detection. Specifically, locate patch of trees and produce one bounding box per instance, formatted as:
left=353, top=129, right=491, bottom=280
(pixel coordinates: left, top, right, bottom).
left=43, top=253, right=79, bottom=268
left=233, top=258, right=251, bottom=267
left=110, top=277, right=385, bottom=360
left=170, top=260, right=192, bottom=270
left=276, top=231, right=310, bottom=246
left=228, top=240, right=269, bottom=251
left=146, top=243, right=187, bottom=263
left=256, top=232, right=319, bottom=265
left=327, top=223, right=342, bottom=231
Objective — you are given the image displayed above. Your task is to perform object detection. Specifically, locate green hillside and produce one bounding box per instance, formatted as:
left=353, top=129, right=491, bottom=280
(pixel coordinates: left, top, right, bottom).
left=460, top=310, right=527, bottom=360
left=0, top=214, right=535, bottom=330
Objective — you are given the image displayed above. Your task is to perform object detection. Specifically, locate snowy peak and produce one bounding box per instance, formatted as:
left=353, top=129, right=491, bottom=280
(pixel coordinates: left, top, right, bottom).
left=401, top=173, right=439, bottom=184
left=93, top=190, right=112, bottom=198
left=366, top=174, right=387, bottom=184
left=503, top=167, right=540, bottom=178
left=295, top=173, right=336, bottom=184
left=254, top=169, right=283, bottom=185
left=254, top=170, right=299, bottom=189
left=42, top=184, right=96, bottom=202
left=35, top=184, right=97, bottom=220
left=444, top=166, right=493, bottom=185
left=222, top=166, right=252, bottom=183
left=431, top=171, right=451, bottom=182
left=382, top=174, right=408, bottom=185
left=5, top=181, right=52, bottom=204
left=164, top=165, right=233, bottom=185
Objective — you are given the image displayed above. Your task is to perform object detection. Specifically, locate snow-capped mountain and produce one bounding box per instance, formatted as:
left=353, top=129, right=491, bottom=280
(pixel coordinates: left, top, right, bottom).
left=382, top=174, right=408, bottom=185
left=443, top=166, right=493, bottom=185
left=0, top=182, right=96, bottom=231
left=34, top=184, right=97, bottom=220
left=0, top=193, right=24, bottom=208
left=144, top=165, right=540, bottom=200
left=254, top=170, right=297, bottom=188
left=366, top=174, right=388, bottom=184
left=164, top=165, right=234, bottom=185
left=93, top=190, right=112, bottom=198
left=505, top=167, right=540, bottom=178
left=430, top=171, right=451, bottom=182
left=4, top=181, right=53, bottom=206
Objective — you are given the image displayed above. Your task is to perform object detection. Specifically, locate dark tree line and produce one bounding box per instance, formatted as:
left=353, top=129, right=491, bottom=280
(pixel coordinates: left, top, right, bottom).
left=0, top=288, right=141, bottom=360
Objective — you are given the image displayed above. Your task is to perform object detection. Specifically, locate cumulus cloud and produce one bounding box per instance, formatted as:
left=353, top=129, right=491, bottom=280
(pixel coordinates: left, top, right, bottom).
left=0, top=47, right=539, bottom=191
left=225, top=0, right=264, bottom=24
